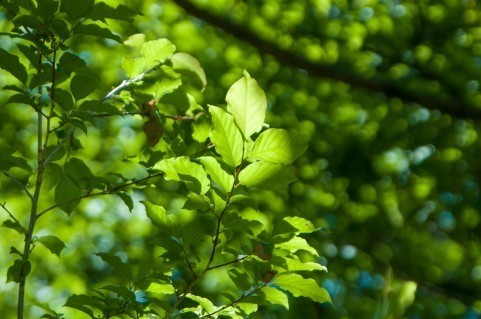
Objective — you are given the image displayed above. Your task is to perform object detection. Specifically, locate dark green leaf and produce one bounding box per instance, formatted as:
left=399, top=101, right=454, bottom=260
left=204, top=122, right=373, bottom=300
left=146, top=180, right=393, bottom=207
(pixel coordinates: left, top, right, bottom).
left=60, top=0, right=94, bottom=19
left=43, top=163, right=63, bottom=190
left=50, top=17, right=70, bottom=39
left=36, top=0, right=59, bottom=20
left=228, top=268, right=252, bottom=290
left=101, top=285, right=136, bottom=300
left=117, top=192, right=134, bottom=212
left=73, top=23, right=122, bottom=42
left=17, top=43, right=38, bottom=67
left=0, top=48, right=28, bottom=83
left=64, top=294, right=98, bottom=317
left=54, top=88, right=74, bottom=110
left=96, top=253, right=132, bottom=280
left=7, top=259, right=30, bottom=283
left=38, top=235, right=66, bottom=257
left=79, top=100, right=120, bottom=115
left=6, top=93, right=32, bottom=105
left=59, top=52, right=86, bottom=74
left=65, top=157, right=94, bottom=185
left=88, top=2, right=137, bottom=22
left=54, top=174, right=81, bottom=214
left=70, top=72, right=98, bottom=100
left=3, top=219, right=26, bottom=234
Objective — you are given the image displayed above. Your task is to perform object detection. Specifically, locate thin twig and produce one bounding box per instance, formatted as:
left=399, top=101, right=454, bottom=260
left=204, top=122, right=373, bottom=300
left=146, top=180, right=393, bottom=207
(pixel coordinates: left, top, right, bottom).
left=207, top=256, right=248, bottom=271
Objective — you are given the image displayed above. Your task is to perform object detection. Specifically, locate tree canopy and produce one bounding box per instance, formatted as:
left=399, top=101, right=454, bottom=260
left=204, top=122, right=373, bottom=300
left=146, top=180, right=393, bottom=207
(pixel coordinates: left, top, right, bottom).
left=1, top=0, right=481, bottom=318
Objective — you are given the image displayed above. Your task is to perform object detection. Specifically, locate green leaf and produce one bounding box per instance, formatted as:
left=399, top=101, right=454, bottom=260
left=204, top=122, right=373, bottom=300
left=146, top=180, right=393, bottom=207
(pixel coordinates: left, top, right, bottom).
left=3, top=219, right=26, bottom=234
left=117, top=192, right=134, bottom=212
left=70, top=72, right=99, bottom=100
left=73, top=23, right=122, bottom=42
left=143, top=202, right=176, bottom=232
left=198, top=156, right=234, bottom=193
left=275, top=236, right=319, bottom=257
left=54, top=174, right=81, bottom=214
left=256, top=286, right=289, bottom=309
left=79, top=100, right=120, bottom=115
left=274, top=216, right=318, bottom=236
left=284, top=256, right=327, bottom=272
left=54, top=88, right=74, bottom=110
left=65, top=157, right=94, bottom=185
left=209, top=105, right=244, bottom=167
left=0, top=48, right=28, bottom=83
left=7, top=259, right=31, bottom=283
left=238, top=162, right=296, bottom=190
left=170, top=52, right=207, bottom=88
left=38, top=235, right=66, bottom=257
left=43, top=163, right=62, bottom=191
left=185, top=294, right=216, bottom=313
left=59, top=52, right=86, bottom=74
left=226, top=70, right=267, bottom=138
left=154, top=156, right=209, bottom=194
left=249, top=129, right=307, bottom=164
left=96, top=253, right=132, bottom=280
left=192, top=114, right=211, bottom=143
left=228, top=268, right=252, bottom=290
left=64, top=294, right=97, bottom=317
left=36, top=0, right=59, bottom=20
left=60, top=0, right=94, bottom=19
left=7, top=92, right=32, bottom=105
left=274, top=273, right=331, bottom=303
left=121, top=56, right=145, bottom=78
left=0, top=145, right=31, bottom=171
left=146, top=282, right=175, bottom=295
left=141, top=39, right=176, bottom=70
left=88, top=2, right=136, bottom=22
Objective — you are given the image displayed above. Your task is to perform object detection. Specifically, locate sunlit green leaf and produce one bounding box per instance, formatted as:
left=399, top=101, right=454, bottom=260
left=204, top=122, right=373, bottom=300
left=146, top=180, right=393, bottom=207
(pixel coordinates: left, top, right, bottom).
left=226, top=70, right=266, bottom=138
left=198, top=156, right=234, bottom=193
left=154, top=156, right=209, bottom=194
left=275, top=236, right=319, bottom=257
left=249, top=129, right=307, bottom=164
left=274, top=273, right=331, bottom=303
left=186, top=294, right=216, bottom=313
left=170, top=52, right=207, bottom=88
left=146, top=282, right=175, bottom=295
left=209, top=105, right=244, bottom=167
left=238, top=162, right=296, bottom=190
left=141, top=39, right=176, bottom=70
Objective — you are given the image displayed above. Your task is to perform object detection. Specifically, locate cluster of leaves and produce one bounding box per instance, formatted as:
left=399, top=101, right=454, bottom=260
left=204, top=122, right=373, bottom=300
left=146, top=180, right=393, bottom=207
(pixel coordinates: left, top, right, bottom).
left=0, top=1, right=329, bottom=318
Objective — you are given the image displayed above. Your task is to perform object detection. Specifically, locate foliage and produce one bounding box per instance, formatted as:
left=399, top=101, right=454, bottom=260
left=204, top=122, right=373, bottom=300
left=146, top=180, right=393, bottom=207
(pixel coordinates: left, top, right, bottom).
left=0, top=1, right=329, bottom=318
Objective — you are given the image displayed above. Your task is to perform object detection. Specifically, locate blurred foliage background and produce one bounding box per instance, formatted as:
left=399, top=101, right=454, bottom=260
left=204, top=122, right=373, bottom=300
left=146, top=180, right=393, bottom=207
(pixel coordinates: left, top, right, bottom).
left=2, top=0, right=481, bottom=318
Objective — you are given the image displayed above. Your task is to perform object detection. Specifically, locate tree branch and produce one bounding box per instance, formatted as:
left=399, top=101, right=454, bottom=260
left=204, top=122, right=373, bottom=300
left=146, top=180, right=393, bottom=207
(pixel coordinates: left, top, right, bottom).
left=170, top=0, right=481, bottom=119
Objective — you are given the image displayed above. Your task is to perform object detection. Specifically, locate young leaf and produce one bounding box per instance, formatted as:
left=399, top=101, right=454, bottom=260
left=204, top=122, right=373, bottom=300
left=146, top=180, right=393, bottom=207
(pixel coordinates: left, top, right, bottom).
left=255, top=286, right=289, bottom=310
left=146, top=282, right=175, bottom=295
left=238, top=162, right=296, bottom=191
left=0, top=48, right=28, bottom=84
left=170, top=52, right=207, bottom=88
left=185, top=294, right=216, bottom=313
left=284, top=256, right=327, bottom=272
left=275, top=216, right=318, bottom=235
left=274, top=273, right=331, bottom=303
left=38, top=235, right=66, bottom=257
left=249, top=129, right=307, bottom=164
left=54, top=174, right=81, bottom=214
left=275, top=236, right=319, bottom=257
left=143, top=202, right=176, bottom=233
left=198, top=156, right=234, bottom=193
left=209, top=105, right=244, bottom=167
left=226, top=70, right=266, bottom=138
left=141, top=39, right=176, bottom=70
left=154, top=156, right=209, bottom=194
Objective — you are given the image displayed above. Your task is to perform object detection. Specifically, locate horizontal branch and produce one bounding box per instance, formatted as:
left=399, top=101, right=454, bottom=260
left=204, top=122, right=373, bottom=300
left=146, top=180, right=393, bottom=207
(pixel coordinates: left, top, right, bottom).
left=171, top=0, right=481, bottom=120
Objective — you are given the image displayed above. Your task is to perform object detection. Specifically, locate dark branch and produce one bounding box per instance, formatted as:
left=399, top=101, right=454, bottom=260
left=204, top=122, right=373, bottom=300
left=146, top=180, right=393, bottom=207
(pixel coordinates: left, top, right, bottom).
left=171, top=0, right=481, bottom=120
